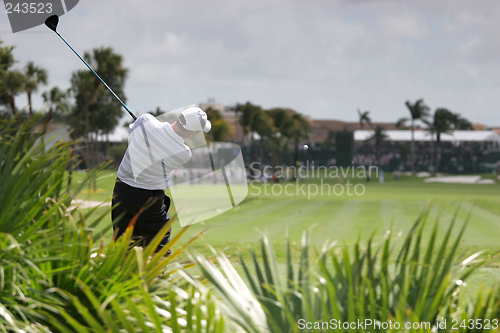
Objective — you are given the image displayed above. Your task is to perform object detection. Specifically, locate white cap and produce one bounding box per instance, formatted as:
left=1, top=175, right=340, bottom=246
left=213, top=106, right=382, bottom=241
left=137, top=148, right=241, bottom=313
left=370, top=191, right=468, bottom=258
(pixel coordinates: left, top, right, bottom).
left=179, top=107, right=211, bottom=133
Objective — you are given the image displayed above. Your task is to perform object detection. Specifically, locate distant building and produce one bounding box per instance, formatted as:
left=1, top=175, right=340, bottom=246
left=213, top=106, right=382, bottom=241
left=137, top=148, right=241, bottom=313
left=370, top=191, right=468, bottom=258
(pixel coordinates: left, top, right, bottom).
left=199, top=98, right=226, bottom=114
left=310, top=120, right=397, bottom=149
left=472, top=123, right=487, bottom=130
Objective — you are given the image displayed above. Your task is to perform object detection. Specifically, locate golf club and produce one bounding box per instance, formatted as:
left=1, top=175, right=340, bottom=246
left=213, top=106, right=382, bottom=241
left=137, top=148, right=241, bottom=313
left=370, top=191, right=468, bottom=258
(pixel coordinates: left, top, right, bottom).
left=44, top=15, right=137, bottom=121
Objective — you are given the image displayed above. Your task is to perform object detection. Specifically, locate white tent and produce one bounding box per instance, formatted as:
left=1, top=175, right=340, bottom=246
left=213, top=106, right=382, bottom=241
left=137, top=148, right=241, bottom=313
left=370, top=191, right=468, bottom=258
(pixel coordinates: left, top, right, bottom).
left=354, top=130, right=500, bottom=144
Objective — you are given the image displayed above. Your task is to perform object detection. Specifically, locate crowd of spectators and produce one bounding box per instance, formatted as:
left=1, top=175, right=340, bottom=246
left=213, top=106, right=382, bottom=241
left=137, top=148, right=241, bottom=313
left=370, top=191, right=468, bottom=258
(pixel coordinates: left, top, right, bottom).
left=353, top=142, right=487, bottom=172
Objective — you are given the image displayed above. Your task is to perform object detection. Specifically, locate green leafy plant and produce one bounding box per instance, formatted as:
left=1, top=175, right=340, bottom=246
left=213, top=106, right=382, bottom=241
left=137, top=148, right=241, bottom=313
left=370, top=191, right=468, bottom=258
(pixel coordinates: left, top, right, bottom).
left=2, top=116, right=500, bottom=333
left=0, top=116, right=228, bottom=332
left=190, top=207, right=499, bottom=332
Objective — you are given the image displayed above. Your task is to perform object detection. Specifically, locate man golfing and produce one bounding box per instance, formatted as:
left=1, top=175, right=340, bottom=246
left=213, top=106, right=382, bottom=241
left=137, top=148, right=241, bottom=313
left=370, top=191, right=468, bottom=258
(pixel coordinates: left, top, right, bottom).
left=44, top=15, right=213, bottom=252
left=112, top=107, right=211, bottom=253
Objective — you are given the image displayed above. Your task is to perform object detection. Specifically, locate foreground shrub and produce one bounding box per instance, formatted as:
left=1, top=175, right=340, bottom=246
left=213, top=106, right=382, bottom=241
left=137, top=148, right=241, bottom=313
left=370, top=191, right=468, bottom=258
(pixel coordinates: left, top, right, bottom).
left=2, top=116, right=500, bottom=332
left=0, top=117, right=229, bottom=332
left=189, top=209, right=500, bottom=332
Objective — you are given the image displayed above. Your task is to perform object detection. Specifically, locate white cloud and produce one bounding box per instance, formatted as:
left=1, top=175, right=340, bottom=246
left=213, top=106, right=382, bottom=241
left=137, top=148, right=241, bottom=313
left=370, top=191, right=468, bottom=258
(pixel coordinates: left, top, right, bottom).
left=377, top=11, right=429, bottom=39
left=1, top=0, right=500, bottom=125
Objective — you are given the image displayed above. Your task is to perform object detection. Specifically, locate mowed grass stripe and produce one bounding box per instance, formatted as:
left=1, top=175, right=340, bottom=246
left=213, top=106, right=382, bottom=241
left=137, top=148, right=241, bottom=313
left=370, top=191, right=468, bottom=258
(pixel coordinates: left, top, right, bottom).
left=446, top=201, right=500, bottom=248
left=380, top=199, right=412, bottom=228
left=309, top=200, right=363, bottom=245
left=379, top=199, right=423, bottom=239
left=258, top=200, right=331, bottom=242
left=72, top=171, right=500, bottom=255
left=186, top=199, right=311, bottom=243
left=310, top=200, right=386, bottom=245
left=411, top=201, right=500, bottom=248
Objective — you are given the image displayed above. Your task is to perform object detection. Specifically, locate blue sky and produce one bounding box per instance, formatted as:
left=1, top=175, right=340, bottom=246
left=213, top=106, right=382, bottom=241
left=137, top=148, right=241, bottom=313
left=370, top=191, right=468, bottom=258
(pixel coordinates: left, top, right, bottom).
left=1, top=0, right=500, bottom=126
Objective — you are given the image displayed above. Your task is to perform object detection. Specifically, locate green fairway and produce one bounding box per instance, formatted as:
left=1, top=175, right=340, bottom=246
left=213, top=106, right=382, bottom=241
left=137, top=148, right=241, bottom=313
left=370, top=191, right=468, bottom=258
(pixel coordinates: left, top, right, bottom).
left=73, top=170, right=500, bottom=297
left=74, top=170, right=500, bottom=255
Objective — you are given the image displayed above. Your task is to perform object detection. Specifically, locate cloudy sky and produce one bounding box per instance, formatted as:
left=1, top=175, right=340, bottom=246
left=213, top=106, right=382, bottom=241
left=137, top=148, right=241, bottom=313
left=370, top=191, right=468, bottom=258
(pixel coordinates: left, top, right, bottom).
left=2, top=0, right=500, bottom=126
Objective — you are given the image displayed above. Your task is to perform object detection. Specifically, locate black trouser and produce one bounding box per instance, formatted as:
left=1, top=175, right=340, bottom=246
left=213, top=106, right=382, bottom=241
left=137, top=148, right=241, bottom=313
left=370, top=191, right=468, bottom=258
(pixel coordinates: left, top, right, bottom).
left=112, top=178, right=171, bottom=254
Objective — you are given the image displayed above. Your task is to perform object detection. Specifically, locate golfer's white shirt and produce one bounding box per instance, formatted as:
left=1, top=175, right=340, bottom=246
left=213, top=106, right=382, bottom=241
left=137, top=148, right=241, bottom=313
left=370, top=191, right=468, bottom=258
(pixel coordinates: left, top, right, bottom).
left=117, top=114, right=192, bottom=190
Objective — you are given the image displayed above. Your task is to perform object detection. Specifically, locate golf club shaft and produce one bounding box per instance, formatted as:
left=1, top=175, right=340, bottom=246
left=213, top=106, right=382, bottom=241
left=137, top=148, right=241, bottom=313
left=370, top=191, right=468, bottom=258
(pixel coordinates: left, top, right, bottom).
left=55, top=32, right=137, bottom=121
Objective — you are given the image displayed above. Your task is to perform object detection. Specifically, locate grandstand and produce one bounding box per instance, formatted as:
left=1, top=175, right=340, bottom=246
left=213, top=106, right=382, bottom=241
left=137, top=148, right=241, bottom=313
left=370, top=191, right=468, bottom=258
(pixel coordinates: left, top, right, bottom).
left=353, top=130, right=500, bottom=173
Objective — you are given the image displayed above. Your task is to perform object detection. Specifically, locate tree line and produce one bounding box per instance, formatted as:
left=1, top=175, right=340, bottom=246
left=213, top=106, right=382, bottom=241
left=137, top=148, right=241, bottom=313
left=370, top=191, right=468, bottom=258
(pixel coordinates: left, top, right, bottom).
left=236, top=102, right=310, bottom=173
left=1, top=36, right=477, bottom=177
left=1, top=38, right=127, bottom=137
left=1, top=38, right=128, bottom=183
left=357, top=99, right=473, bottom=175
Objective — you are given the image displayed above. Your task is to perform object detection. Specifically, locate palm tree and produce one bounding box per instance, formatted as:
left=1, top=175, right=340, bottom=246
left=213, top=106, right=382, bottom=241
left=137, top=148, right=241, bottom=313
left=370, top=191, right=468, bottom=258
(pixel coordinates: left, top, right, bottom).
left=405, top=99, right=430, bottom=174
left=0, top=38, right=15, bottom=91
left=41, top=86, right=70, bottom=135
left=0, top=69, right=24, bottom=120
left=396, top=117, right=409, bottom=129
left=0, top=40, right=21, bottom=120
left=70, top=47, right=128, bottom=141
left=23, top=61, right=48, bottom=117
left=357, top=109, right=372, bottom=129
left=69, top=47, right=128, bottom=190
left=367, top=125, right=388, bottom=167
left=450, top=112, right=473, bottom=130
left=425, top=108, right=454, bottom=176
left=268, top=108, right=294, bottom=169
left=0, top=39, right=14, bottom=76
left=42, top=86, right=70, bottom=118
left=0, top=38, right=14, bottom=63
left=237, top=102, right=261, bottom=149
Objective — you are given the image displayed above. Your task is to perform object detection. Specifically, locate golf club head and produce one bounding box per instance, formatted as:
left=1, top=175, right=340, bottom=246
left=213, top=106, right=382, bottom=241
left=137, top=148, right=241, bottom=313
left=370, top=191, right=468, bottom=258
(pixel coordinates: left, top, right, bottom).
left=45, top=15, right=59, bottom=33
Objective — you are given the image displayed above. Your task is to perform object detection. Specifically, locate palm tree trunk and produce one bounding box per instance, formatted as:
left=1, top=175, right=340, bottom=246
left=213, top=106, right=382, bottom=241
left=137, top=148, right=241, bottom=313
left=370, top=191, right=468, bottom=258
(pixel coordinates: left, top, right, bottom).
left=80, top=82, right=99, bottom=175
left=68, top=109, right=84, bottom=193
left=40, top=110, right=53, bottom=145
left=27, top=90, right=33, bottom=117
left=410, top=119, right=415, bottom=174
left=42, top=110, right=53, bottom=135
left=8, top=95, right=18, bottom=120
